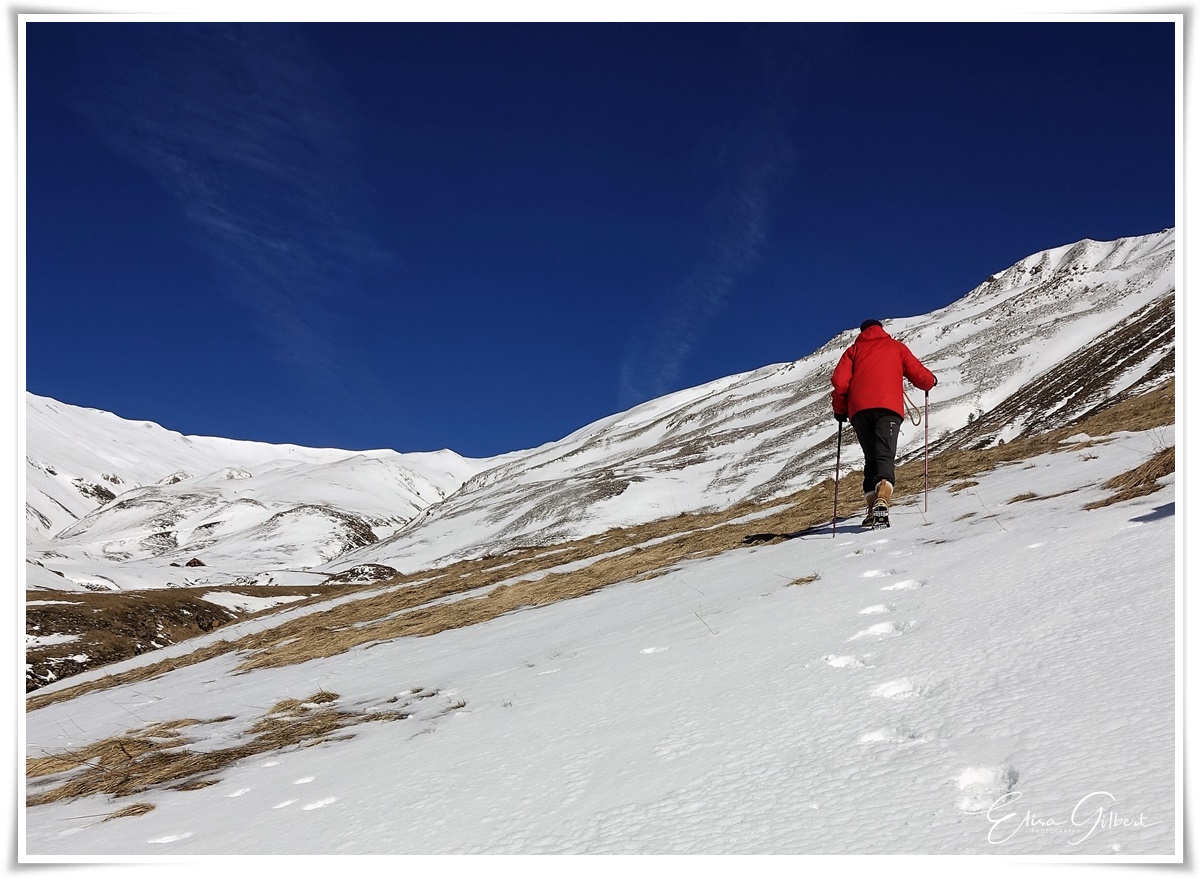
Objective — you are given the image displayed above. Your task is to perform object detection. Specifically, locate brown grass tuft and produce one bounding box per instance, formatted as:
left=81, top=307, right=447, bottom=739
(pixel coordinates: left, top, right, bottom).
left=1085, top=445, right=1175, bottom=510
left=1007, top=493, right=1039, bottom=504
left=104, top=803, right=155, bottom=821
left=26, top=691, right=415, bottom=807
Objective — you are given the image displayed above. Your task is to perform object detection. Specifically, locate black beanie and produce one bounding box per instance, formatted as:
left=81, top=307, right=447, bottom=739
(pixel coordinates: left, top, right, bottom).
left=860, top=319, right=883, bottom=332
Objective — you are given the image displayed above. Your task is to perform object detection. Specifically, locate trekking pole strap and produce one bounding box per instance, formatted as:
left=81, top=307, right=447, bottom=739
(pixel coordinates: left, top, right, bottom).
left=904, top=390, right=922, bottom=426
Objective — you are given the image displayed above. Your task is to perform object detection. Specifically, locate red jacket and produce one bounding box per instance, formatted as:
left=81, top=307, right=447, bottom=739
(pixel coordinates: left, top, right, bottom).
left=831, top=325, right=936, bottom=420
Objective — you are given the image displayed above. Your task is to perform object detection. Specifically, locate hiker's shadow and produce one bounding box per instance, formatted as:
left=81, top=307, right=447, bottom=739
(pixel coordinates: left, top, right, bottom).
left=742, top=519, right=868, bottom=544
left=1130, top=503, right=1173, bottom=524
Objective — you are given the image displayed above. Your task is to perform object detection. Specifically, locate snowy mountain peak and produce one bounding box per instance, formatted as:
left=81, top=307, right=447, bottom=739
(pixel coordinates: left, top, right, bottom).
left=974, top=229, right=1173, bottom=297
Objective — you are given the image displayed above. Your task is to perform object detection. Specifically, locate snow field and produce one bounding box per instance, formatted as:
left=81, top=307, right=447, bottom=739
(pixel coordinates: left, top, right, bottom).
left=22, top=428, right=1176, bottom=860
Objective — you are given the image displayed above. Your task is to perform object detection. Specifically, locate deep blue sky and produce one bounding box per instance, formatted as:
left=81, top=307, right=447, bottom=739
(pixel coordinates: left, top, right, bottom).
left=25, top=20, right=1176, bottom=457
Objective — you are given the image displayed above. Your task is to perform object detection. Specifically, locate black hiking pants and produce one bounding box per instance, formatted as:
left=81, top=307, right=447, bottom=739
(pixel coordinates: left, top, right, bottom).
left=850, top=408, right=903, bottom=495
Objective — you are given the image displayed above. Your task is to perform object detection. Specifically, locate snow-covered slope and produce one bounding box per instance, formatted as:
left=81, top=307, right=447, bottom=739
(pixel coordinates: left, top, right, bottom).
left=21, top=229, right=1179, bottom=861
left=26, top=395, right=494, bottom=590
left=22, top=422, right=1177, bottom=858
left=25, top=230, right=1174, bottom=594
left=342, top=230, right=1175, bottom=573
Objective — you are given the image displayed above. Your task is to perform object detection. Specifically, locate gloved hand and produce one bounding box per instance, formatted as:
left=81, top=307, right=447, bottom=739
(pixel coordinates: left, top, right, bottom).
left=835, top=412, right=847, bottom=424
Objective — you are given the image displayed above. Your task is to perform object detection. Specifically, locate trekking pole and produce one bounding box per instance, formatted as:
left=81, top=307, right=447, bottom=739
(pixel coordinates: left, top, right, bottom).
left=832, top=422, right=844, bottom=537
left=924, top=391, right=930, bottom=514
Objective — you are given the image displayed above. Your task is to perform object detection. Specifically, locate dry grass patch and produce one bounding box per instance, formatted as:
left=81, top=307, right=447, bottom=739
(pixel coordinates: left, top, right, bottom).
left=1078, top=379, right=1174, bottom=437
left=104, top=802, right=155, bottom=820
left=1007, top=492, right=1039, bottom=504
left=26, top=691, right=413, bottom=807
left=1032, top=489, right=1082, bottom=502
left=172, top=779, right=221, bottom=792
left=26, top=718, right=205, bottom=778
left=1085, top=445, right=1175, bottom=510
left=633, top=569, right=675, bottom=582
left=790, top=573, right=820, bottom=586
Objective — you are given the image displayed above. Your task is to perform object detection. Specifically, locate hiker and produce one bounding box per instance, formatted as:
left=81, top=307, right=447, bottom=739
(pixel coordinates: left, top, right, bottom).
left=831, top=319, right=937, bottom=528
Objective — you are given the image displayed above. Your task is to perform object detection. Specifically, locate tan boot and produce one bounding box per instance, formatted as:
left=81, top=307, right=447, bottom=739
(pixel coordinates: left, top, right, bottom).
left=872, top=480, right=893, bottom=527
left=861, top=491, right=877, bottom=527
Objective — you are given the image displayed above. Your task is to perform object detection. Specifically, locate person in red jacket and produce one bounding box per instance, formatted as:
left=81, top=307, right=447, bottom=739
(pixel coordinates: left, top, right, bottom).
left=831, top=319, right=937, bottom=527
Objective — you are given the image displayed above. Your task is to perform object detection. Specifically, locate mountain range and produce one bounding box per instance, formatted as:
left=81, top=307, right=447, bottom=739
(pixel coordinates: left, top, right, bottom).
left=26, top=228, right=1176, bottom=593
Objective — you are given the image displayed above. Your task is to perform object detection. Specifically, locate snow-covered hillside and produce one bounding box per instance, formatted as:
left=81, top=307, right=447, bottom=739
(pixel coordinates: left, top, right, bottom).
left=21, top=227, right=1178, bottom=862
left=22, top=420, right=1177, bottom=858
left=341, top=229, right=1174, bottom=573
left=25, top=394, right=495, bottom=591
left=25, top=230, right=1174, bottom=598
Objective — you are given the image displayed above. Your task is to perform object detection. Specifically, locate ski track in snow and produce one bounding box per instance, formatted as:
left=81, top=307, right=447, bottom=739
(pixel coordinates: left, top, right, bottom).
left=23, top=433, right=1176, bottom=858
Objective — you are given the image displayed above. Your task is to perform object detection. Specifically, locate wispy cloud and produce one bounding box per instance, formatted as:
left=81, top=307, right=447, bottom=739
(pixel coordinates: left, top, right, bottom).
left=76, top=24, right=381, bottom=393
left=618, top=27, right=803, bottom=409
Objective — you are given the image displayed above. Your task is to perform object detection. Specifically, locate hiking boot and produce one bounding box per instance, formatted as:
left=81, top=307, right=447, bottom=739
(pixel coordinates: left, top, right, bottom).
left=861, top=490, right=877, bottom=527
left=872, top=480, right=893, bottom=527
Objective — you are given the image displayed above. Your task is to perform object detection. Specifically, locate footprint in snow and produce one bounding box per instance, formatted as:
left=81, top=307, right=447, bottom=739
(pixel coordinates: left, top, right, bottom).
left=859, top=604, right=895, bottom=615
left=273, top=799, right=298, bottom=809
left=821, top=654, right=873, bottom=669
left=294, top=776, right=315, bottom=785
left=861, top=569, right=899, bottom=579
left=849, top=621, right=912, bottom=641
left=640, top=647, right=669, bottom=655
left=871, top=678, right=924, bottom=699
left=302, top=797, right=337, bottom=810
left=147, top=832, right=194, bottom=845
left=956, top=764, right=1019, bottom=813
left=881, top=579, right=925, bottom=591
left=226, top=788, right=251, bottom=798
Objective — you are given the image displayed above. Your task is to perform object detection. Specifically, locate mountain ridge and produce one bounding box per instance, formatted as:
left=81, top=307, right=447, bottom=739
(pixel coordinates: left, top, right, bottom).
left=26, top=228, right=1175, bottom=594
left=340, top=228, right=1174, bottom=573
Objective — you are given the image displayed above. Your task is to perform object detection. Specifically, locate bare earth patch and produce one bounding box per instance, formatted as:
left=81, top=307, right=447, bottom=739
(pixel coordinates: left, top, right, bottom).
left=25, top=583, right=378, bottom=693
